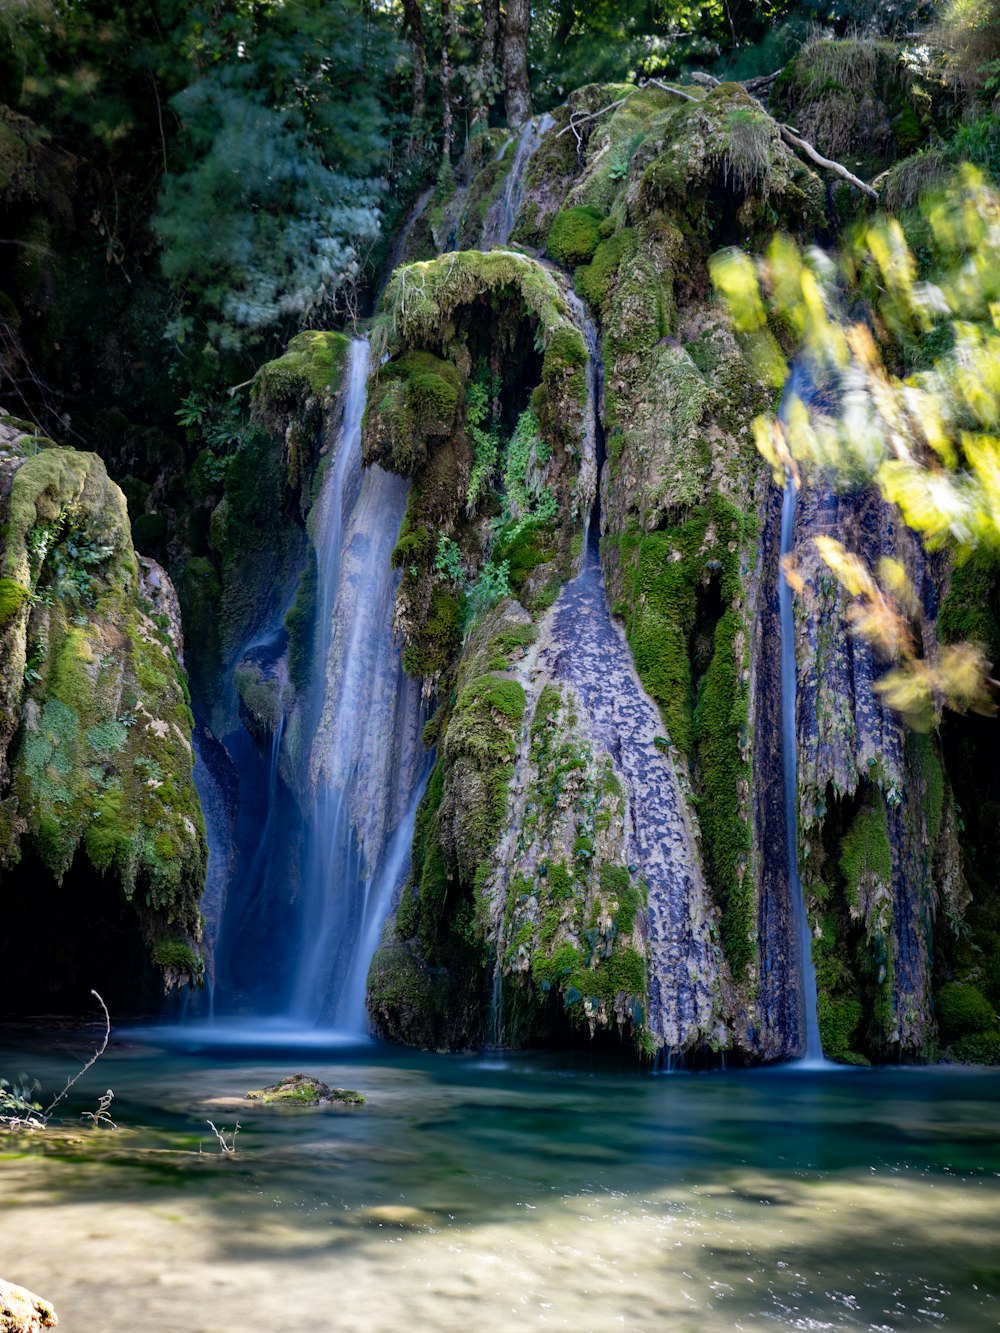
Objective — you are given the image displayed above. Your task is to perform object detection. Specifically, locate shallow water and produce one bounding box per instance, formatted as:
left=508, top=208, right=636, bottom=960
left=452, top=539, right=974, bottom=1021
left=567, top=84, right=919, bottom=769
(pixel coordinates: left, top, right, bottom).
left=2, top=1031, right=999, bottom=1331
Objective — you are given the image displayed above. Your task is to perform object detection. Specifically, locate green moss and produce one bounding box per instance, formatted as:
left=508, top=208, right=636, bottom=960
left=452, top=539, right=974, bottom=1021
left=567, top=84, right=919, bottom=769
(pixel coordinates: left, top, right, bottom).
left=909, top=731, right=944, bottom=847
left=151, top=938, right=203, bottom=976
left=938, top=551, right=1000, bottom=664
left=284, top=546, right=318, bottom=693
left=599, top=863, right=641, bottom=934
left=951, top=1031, right=1000, bottom=1065
left=693, top=607, right=752, bottom=976
left=840, top=797, right=892, bottom=909
left=253, top=330, right=350, bottom=406
left=402, top=587, right=462, bottom=679
left=615, top=495, right=746, bottom=756
left=937, top=982, right=996, bottom=1042
left=547, top=205, right=604, bottom=268
left=365, top=350, right=463, bottom=474
left=817, top=995, right=867, bottom=1064
left=575, top=231, right=629, bottom=309
left=0, top=577, right=30, bottom=625
left=378, top=249, right=578, bottom=357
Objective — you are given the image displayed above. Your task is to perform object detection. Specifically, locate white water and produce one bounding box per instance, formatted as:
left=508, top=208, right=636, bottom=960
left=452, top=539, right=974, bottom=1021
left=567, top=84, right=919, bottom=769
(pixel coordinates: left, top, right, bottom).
left=481, top=112, right=556, bottom=248
left=290, top=340, right=427, bottom=1030
left=778, top=473, right=825, bottom=1065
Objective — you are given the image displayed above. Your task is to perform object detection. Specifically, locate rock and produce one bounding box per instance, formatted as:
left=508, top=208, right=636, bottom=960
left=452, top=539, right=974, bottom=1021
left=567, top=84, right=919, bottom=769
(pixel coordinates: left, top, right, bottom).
left=0, top=1278, right=57, bottom=1331
left=138, top=555, right=185, bottom=665
left=245, top=1075, right=364, bottom=1106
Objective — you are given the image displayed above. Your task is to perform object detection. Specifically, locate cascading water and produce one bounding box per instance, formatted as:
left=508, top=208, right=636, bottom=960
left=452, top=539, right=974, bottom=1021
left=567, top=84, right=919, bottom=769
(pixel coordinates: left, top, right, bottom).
left=288, top=338, right=427, bottom=1030
left=515, top=294, right=720, bottom=1054
left=778, top=472, right=825, bottom=1065
left=480, top=113, right=556, bottom=249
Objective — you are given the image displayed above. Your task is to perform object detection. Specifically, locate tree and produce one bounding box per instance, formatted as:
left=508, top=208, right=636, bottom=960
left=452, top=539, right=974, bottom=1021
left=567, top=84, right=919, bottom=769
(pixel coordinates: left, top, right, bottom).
left=471, top=0, right=501, bottom=132
left=401, top=0, right=428, bottom=129
left=503, top=0, right=532, bottom=127
left=153, top=0, right=391, bottom=349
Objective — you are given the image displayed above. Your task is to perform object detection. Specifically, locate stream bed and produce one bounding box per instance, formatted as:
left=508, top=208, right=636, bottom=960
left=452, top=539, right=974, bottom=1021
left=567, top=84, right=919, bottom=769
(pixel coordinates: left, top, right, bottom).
left=2, top=1031, right=999, bottom=1331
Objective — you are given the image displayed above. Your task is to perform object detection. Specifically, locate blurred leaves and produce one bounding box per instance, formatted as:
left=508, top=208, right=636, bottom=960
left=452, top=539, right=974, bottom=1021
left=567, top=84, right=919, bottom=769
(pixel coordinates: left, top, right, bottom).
left=712, top=165, right=1000, bottom=727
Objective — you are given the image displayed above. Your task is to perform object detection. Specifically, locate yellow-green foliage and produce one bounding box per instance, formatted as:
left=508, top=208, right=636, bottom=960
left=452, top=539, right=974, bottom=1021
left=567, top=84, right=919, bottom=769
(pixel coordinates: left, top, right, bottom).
left=0, top=436, right=205, bottom=978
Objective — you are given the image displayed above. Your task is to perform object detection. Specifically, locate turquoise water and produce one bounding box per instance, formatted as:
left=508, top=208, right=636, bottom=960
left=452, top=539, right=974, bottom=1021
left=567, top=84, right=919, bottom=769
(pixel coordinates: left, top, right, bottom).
left=2, top=1031, right=999, bottom=1330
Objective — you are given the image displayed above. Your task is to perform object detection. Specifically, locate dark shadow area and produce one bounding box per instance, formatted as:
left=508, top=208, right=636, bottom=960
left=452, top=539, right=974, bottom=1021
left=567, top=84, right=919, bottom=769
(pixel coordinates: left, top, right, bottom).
left=0, top=845, right=160, bottom=1015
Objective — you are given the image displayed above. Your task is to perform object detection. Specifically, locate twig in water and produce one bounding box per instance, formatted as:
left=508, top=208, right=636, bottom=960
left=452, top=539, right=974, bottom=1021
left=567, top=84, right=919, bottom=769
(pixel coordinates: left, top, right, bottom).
left=206, top=1120, right=240, bottom=1154
left=43, top=989, right=111, bottom=1119
left=81, top=1089, right=117, bottom=1131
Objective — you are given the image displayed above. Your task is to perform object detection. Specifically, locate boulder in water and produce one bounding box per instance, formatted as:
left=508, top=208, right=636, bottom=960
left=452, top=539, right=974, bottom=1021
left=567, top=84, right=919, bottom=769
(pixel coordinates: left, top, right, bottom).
left=0, top=1278, right=57, bottom=1331
left=245, top=1075, right=364, bottom=1106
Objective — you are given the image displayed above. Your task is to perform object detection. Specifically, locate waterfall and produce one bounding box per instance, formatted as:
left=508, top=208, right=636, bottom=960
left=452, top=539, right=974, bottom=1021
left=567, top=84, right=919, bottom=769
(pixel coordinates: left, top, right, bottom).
left=481, top=113, right=555, bottom=249
left=289, top=339, right=427, bottom=1030
left=778, top=474, right=825, bottom=1064
left=524, top=300, right=721, bottom=1054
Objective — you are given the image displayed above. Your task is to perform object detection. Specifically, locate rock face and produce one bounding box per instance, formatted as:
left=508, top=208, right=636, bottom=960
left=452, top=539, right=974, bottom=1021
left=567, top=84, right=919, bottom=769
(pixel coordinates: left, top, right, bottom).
left=0, top=1278, right=57, bottom=1331
left=786, top=480, right=950, bottom=1062
left=0, top=421, right=205, bottom=1006
left=356, top=75, right=983, bottom=1064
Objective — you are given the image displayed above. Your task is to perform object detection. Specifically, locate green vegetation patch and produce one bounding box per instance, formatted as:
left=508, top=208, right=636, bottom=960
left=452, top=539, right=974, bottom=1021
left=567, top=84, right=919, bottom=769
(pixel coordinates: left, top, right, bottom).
left=253, top=330, right=350, bottom=406
left=547, top=205, right=604, bottom=268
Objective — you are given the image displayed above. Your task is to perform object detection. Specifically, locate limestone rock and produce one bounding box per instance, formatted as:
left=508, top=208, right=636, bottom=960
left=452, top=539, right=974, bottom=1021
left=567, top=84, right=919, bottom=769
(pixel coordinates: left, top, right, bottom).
left=0, top=1278, right=57, bottom=1332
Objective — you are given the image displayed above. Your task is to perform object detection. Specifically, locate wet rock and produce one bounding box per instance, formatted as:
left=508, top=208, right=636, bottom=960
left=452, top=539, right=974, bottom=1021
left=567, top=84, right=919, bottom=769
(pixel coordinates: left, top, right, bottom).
left=245, top=1075, right=365, bottom=1106
left=0, top=1278, right=57, bottom=1331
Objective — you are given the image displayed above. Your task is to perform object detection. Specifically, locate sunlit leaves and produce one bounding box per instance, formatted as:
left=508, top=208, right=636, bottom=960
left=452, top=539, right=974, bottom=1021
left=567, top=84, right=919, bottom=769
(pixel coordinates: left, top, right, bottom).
left=712, top=166, right=1000, bottom=727
left=813, top=536, right=996, bottom=728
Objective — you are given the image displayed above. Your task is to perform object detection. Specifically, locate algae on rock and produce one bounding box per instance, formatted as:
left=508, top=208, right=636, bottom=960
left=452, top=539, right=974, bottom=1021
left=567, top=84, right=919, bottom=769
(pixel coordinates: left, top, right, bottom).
left=0, top=423, right=205, bottom=995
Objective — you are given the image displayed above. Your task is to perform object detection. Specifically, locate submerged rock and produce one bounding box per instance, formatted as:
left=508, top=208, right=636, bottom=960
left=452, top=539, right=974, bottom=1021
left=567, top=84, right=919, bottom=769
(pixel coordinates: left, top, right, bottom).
left=245, top=1075, right=365, bottom=1106
left=0, top=1278, right=57, bottom=1331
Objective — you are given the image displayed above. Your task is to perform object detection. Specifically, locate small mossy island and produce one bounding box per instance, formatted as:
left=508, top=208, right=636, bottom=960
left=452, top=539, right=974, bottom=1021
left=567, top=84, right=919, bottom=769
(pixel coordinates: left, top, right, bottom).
left=245, top=1075, right=365, bottom=1106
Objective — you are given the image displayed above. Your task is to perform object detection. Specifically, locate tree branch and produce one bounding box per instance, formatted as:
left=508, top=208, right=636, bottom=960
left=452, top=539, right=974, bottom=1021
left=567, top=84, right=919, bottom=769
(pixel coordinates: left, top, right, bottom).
left=43, top=990, right=111, bottom=1119
left=556, top=72, right=878, bottom=200
left=778, top=124, right=879, bottom=199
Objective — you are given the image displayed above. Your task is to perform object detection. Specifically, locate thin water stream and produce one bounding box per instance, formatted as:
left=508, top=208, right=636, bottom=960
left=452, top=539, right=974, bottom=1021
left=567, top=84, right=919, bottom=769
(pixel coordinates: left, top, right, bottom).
left=779, top=475, right=825, bottom=1065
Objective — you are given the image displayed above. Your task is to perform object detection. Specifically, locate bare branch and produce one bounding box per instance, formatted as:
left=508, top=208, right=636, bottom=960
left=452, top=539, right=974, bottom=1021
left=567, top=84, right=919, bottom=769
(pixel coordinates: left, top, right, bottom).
left=43, top=989, right=111, bottom=1119
left=779, top=124, right=879, bottom=199
left=81, top=1088, right=117, bottom=1131
left=206, top=1120, right=240, bottom=1154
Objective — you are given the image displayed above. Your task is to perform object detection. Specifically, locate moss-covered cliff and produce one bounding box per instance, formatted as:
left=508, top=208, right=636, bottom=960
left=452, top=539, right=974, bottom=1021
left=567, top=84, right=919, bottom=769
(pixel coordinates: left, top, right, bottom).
left=361, top=66, right=993, bottom=1063
left=0, top=419, right=205, bottom=1007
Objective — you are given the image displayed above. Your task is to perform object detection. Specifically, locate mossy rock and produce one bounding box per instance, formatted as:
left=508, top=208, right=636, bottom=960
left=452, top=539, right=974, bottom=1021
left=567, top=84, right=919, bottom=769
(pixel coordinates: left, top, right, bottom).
left=253, top=330, right=351, bottom=409
left=937, top=982, right=996, bottom=1042
left=245, top=1074, right=365, bottom=1106
left=0, top=430, right=205, bottom=984
left=547, top=205, right=604, bottom=268
left=364, top=350, right=463, bottom=474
